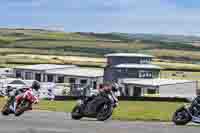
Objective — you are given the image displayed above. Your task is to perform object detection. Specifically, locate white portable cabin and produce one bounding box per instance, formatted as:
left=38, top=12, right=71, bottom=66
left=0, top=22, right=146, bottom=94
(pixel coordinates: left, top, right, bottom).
left=158, top=80, right=197, bottom=98
left=120, top=78, right=198, bottom=98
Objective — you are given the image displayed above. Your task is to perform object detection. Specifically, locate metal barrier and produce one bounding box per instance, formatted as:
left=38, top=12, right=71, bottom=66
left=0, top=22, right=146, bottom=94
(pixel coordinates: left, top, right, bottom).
left=54, top=96, right=190, bottom=102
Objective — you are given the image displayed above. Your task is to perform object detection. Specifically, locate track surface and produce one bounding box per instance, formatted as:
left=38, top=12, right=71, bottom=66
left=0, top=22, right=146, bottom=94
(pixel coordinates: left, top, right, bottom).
left=0, top=111, right=199, bottom=133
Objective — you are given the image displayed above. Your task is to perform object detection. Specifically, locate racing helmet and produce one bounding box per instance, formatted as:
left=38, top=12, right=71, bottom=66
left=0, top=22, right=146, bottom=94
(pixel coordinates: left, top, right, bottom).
left=31, top=81, right=40, bottom=91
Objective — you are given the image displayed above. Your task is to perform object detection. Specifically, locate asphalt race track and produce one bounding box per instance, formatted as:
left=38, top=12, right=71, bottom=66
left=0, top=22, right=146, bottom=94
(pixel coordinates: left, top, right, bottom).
left=0, top=111, right=199, bottom=133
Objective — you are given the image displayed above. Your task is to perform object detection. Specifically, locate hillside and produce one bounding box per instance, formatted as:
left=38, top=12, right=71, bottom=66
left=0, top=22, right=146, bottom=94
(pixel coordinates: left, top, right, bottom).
left=0, top=28, right=200, bottom=68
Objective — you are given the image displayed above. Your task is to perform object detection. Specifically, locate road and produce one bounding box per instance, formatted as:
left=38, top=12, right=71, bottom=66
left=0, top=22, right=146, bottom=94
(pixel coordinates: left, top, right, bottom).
left=0, top=111, right=199, bottom=133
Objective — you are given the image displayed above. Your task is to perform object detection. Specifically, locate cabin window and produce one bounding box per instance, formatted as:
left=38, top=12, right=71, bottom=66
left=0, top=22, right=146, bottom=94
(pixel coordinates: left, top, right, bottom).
left=25, top=72, right=33, bottom=80
left=35, top=73, right=41, bottom=82
left=140, top=58, right=151, bottom=64
left=117, top=69, right=122, bottom=73
left=107, top=58, right=112, bottom=65
left=93, top=81, right=97, bottom=89
left=80, top=79, right=87, bottom=85
left=47, top=74, right=54, bottom=82
left=69, top=78, right=76, bottom=84
left=139, top=71, right=153, bottom=78
left=147, top=89, right=157, bottom=94
left=57, top=76, right=64, bottom=83
left=16, top=70, right=22, bottom=78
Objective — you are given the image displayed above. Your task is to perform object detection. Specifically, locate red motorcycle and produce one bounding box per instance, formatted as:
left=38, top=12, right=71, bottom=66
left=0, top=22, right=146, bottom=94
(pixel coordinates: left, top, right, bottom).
left=1, top=88, right=39, bottom=116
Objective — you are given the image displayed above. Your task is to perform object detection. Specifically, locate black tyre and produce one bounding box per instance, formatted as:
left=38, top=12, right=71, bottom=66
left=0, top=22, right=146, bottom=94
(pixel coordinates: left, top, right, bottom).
left=71, top=105, right=83, bottom=120
left=96, top=103, right=113, bottom=121
left=172, top=106, right=191, bottom=125
left=1, top=105, right=10, bottom=116
left=15, top=100, right=31, bottom=117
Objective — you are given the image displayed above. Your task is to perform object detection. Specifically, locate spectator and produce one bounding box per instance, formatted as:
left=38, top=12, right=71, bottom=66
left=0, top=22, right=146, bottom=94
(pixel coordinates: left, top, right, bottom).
left=47, top=83, right=55, bottom=101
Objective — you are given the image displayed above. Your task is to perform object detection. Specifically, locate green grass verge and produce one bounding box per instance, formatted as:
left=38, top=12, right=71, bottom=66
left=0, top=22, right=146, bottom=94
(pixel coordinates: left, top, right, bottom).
left=112, top=101, right=183, bottom=121
left=0, top=98, right=183, bottom=121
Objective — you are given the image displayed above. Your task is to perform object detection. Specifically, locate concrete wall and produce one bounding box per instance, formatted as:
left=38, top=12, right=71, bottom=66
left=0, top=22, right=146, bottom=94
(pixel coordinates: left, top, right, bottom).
left=159, top=81, right=197, bottom=98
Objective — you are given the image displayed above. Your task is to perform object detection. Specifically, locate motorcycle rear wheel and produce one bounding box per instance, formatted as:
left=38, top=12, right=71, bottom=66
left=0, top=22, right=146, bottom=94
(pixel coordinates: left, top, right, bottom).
left=71, top=105, right=83, bottom=120
left=1, top=105, right=10, bottom=116
left=96, top=103, right=113, bottom=121
left=172, top=106, right=191, bottom=125
left=1, top=97, right=13, bottom=116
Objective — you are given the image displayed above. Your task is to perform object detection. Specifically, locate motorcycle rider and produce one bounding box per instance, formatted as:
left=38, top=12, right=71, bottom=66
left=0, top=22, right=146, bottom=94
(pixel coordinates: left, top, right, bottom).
left=10, top=81, right=40, bottom=113
left=100, top=83, right=118, bottom=105
left=84, top=83, right=118, bottom=109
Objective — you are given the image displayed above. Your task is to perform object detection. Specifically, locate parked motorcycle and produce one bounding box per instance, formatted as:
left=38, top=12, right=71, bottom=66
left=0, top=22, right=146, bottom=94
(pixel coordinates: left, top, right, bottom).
left=1, top=88, right=39, bottom=116
left=71, top=90, right=118, bottom=121
left=172, top=96, right=200, bottom=125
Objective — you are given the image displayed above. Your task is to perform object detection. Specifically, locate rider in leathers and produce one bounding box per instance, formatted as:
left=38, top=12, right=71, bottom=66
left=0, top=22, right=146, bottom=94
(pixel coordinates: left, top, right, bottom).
left=84, top=83, right=118, bottom=111
left=9, top=81, right=40, bottom=113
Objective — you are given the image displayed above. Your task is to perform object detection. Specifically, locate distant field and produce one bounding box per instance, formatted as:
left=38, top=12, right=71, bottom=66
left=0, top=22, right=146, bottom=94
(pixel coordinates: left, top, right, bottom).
left=1, top=53, right=200, bottom=71
left=145, top=49, right=200, bottom=62
left=0, top=54, right=106, bottom=68
left=1, top=28, right=200, bottom=62
left=0, top=48, right=99, bottom=57
left=160, top=71, right=200, bottom=80
left=1, top=28, right=200, bottom=71
left=153, top=62, right=200, bottom=71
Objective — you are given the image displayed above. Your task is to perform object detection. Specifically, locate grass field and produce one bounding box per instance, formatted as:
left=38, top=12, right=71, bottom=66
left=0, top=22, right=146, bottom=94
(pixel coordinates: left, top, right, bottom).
left=0, top=54, right=106, bottom=68
left=1, top=28, right=200, bottom=71
left=160, top=71, right=200, bottom=80
left=145, top=49, right=200, bottom=61
left=0, top=98, right=184, bottom=121
left=153, top=62, right=200, bottom=71
left=1, top=52, right=200, bottom=71
left=1, top=28, right=200, bottom=65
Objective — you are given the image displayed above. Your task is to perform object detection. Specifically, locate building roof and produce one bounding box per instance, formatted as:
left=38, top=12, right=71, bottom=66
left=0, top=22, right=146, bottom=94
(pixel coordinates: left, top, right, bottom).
left=47, top=67, right=104, bottom=78
left=8, top=79, right=36, bottom=86
left=105, top=53, right=154, bottom=58
left=120, top=78, right=195, bottom=87
left=114, top=64, right=161, bottom=69
left=15, top=64, right=76, bottom=71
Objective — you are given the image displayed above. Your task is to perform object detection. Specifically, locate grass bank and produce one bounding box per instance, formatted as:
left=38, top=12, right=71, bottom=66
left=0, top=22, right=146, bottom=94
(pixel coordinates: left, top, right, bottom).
left=153, top=61, right=200, bottom=71
left=0, top=98, right=184, bottom=121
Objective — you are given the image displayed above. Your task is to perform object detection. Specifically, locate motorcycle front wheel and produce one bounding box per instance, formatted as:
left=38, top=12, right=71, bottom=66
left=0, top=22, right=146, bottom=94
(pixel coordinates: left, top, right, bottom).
left=96, top=103, right=113, bottom=121
left=172, top=106, right=191, bottom=125
left=71, top=105, right=83, bottom=120
left=15, top=100, right=31, bottom=116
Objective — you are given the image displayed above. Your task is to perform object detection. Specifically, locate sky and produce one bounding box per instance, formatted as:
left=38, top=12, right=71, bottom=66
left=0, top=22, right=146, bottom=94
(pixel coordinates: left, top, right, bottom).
left=1, top=0, right=200, bottom=35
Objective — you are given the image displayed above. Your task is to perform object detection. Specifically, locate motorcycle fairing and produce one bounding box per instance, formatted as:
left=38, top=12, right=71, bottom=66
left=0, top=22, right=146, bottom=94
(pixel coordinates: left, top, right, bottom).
left=84, top=95, right=110, bottom=116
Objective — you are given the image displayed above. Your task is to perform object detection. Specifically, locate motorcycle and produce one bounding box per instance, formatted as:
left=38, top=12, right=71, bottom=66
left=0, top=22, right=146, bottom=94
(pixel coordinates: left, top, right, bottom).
left=172, top=96, right=200, bottom=125
left=1, top=88, right=39, bottom=116
left=71, top=90, right=118, bottom=121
